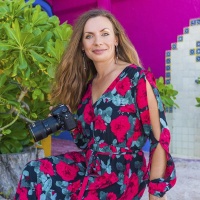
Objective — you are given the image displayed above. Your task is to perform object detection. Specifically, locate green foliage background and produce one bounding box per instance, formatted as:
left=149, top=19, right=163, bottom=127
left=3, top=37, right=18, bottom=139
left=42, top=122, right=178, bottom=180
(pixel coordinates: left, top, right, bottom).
left=0, top=0, right=72, bottom=153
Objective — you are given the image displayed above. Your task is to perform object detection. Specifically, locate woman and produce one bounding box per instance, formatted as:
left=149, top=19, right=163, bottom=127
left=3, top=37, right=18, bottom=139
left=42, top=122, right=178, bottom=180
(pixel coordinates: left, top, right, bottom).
left=15, top=9, right=176, bottom=200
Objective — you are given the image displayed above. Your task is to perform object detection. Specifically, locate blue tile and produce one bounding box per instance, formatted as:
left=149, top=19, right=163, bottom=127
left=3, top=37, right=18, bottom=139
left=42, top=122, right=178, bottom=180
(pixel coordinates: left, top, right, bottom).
left=196, top=48, right=200, bottom=54
left=184, top=27, right=189, bottom=34
left=196, top=56, right=200, bottom=62
left=171, top=43, right=177, bottom=50
left=178, top=35, right=183, bottom=42
left=166, top=72, right=171, bottom=78
left=190, top=19, right=197, bottom=26
left=166, top=51, right=171, bottom=57
left=190, top=49, right=195, bottom=55
left=166, top=58, right=171, bottom=64
left=166, top=65, right=171, bottom=71
left=165, top=79, right=171, bottom=84
left=196, top=41, right=200, bottom=47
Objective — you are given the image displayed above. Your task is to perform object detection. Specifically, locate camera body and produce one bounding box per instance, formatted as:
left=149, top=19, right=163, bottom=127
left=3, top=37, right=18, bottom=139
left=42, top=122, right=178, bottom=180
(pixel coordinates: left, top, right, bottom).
left=28, top=104, right=77, bottom=142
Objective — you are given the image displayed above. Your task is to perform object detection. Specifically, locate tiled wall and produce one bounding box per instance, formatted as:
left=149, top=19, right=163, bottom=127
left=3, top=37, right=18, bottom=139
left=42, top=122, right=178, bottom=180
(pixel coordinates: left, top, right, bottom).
left=165, top=18, right=200, bottom=158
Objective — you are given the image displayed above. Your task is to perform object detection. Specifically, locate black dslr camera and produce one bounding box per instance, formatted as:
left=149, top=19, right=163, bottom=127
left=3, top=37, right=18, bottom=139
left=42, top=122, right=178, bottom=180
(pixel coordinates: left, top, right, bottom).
left=28, top=104, right=77, bottom=142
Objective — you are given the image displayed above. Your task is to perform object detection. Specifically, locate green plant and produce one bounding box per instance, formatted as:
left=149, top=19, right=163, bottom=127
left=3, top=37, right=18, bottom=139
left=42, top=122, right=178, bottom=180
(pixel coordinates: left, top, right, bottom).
left=0, top=0, right=72, bottom=153
left=196, top=77, right=200, bottom=107
left=156, top=77, right=179, bottom=108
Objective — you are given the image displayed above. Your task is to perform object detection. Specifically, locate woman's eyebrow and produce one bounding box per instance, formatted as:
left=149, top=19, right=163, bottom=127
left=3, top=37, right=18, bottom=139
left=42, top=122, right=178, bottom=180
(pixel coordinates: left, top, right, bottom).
left=84, top=28, right=111, bottom=34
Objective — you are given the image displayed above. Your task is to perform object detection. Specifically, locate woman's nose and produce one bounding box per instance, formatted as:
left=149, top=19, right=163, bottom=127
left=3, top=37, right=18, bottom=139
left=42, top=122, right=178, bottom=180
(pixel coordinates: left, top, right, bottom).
left=94, top=36, right=102, bottom=46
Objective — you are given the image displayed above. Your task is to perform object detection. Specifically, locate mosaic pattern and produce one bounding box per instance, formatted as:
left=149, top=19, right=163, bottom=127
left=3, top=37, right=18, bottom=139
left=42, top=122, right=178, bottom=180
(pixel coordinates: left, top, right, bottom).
left=165, top=17, right=200, bottom=113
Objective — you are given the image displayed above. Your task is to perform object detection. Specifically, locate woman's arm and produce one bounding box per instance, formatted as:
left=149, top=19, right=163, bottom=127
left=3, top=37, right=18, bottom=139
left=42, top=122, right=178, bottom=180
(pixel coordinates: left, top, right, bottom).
left=146, top=80, right=167, bottom=200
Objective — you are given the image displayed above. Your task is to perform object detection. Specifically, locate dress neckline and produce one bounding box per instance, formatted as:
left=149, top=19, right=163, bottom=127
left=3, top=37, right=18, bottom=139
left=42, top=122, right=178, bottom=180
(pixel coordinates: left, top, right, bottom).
left=91, top=65, right=130, bottom=106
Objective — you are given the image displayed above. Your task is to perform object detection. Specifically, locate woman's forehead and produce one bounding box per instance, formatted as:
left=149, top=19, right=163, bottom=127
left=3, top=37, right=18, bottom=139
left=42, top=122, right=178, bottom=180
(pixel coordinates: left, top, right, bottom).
left=83, top=16, right=114, bottom=32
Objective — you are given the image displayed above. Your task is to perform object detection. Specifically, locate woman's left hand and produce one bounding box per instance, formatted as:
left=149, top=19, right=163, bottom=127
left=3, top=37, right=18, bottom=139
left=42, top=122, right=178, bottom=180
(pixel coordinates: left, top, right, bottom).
left=149, top=194, right=167, bottom=200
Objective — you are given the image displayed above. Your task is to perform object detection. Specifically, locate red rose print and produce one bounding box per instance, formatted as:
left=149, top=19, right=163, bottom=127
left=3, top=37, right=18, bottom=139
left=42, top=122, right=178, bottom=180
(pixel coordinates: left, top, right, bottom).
left=116, top=77, right=131, bottom=96
left=124, top=154, right=133, bottom=161
left=67, top=180, right=81, bottom=192
left=56, top=161, right=79, bottom=181
left=99, top=142, right=107, bottom=148
left=64, top=152, right=85, bottom=163
left=107, top=77, right=120, bottom=92
left=119, top=173, right=139, bottom=200
left=170, top=178, right=177, bottom=188
left=16, top=187, right=28, bottom=200
left=110, top=115, right=131, bottom=142
left=84, top=190, right=99, bottom=200
left=107, top=192, right=117, bottom=200
left=94, top=115, right=106, bottom=131
left=35, top=184, right=42, bottom=199
left=159, top=128, right=171, bottom=152
left=71, top=193, right=78, bottom=200
left=83, top=103, right=95, bottom=124
left=146, top=71, right=157, bottom=88
left=120, top=104, right=136, bottom=113
left=40, top=159, right=54, bottom=176
left=71, top=121, right=83, bottom=137
left=149, top=182, right=167, bottom=194
left=89, top=172, right=118, bottom=190
left=110, top=145, right=117, bottom=153
left=127, top=118, right=142, bottom=141
left=165, top=165, right=174, bottom=178
left=136, top=78, right=147, bottom=109
left=140, top=110, right=150, bottom=125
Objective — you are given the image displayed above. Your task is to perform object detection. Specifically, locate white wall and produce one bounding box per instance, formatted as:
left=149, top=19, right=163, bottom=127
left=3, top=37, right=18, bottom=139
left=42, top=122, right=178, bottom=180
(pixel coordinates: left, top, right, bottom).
left=165, top=18, right=200, bottom=159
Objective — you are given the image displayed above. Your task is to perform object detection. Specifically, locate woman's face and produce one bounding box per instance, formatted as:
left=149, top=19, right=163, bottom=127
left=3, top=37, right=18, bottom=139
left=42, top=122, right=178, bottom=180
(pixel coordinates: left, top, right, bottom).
left=82, top=16, right=118, bottom=64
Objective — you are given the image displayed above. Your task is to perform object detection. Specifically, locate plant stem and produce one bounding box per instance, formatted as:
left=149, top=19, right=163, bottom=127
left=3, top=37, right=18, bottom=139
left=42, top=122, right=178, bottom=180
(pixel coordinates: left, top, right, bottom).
left=0, top=112, right=20, bottom=132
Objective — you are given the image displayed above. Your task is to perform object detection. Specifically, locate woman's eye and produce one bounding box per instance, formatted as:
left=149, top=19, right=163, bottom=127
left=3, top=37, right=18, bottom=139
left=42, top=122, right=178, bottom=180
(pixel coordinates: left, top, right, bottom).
left=102, top=32, right=109, bottom=36
left=85, top=35, right=92, bottom=39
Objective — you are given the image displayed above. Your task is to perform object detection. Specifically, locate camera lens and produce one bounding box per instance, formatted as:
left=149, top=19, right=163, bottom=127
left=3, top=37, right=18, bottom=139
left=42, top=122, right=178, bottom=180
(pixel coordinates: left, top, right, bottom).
left=28, top=116, right=60, bottom=142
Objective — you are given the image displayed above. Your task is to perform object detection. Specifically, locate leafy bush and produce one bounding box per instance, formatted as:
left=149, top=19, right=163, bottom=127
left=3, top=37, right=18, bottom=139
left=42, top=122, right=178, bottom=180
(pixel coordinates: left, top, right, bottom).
left=156, top=77, right=179, bottom=108
left=0, top=0, right=72, bottom=153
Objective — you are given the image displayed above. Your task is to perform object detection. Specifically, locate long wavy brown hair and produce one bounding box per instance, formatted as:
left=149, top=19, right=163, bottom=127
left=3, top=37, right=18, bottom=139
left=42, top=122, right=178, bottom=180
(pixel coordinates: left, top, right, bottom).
left=51, top=9, right=141, bottom=112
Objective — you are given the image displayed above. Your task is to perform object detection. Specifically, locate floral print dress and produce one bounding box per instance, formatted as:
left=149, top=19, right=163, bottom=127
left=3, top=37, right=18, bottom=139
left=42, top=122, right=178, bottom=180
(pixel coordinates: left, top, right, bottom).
left=15, top=65, right=176, bottom=200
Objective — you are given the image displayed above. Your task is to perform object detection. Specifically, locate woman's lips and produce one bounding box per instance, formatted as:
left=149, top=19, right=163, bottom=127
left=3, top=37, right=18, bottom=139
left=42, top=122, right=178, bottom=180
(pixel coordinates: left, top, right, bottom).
left=92, top=49, right=106, bottom=54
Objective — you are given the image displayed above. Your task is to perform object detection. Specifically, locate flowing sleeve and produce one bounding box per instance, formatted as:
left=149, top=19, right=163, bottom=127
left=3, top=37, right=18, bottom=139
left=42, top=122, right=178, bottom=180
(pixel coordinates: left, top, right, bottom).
left=70, top=118, right=89, bottom=150
left=136, top=70, right=176, bottom=197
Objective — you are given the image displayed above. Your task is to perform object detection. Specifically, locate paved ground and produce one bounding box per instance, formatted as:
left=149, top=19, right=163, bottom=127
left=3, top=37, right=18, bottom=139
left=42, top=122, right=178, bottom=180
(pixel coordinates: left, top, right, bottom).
left=52, top=138, right=200, bottom=200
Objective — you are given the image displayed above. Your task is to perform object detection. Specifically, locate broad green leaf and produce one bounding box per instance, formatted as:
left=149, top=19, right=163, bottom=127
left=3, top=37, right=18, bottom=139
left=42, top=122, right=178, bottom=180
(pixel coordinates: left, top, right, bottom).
left=2, top=129, right=11, bottom=135
left=12, top=19, right=21, bottom=42
left=0, top=42, right=16, bottom=50
left=0, top=144, right=11, bottom=154
left=31, top=113, right=37, bottom=119
left=25, top=66, right=31, bottom=79
left=3, top=139, right=23, bottom=153
left=47, top=65, right=55, bottom=78
left=11, top=60, right=19, bottom=77
left=4, top=24, right=20, bottom=45
left=0, top=74, right=7, bottom=88
left=34, top=88, right=42, bottom=95
left=29, top=50, right=46, bottom=63
left=46, top=42, right=57, bottom=59
left=19, top=51, right=28, bottom=69
left=196, top=97, right=200, bottom=103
